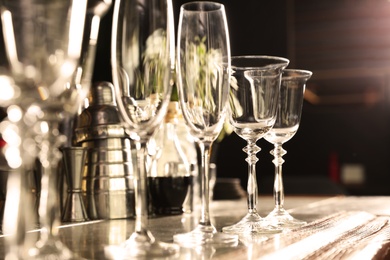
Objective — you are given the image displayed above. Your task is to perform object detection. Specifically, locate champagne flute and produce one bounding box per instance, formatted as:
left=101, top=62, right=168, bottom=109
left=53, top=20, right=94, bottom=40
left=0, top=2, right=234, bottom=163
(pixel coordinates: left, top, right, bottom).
left=0, top=0, right=88, bottom=258
left=173, top=1, right=238, bottom=246
left=110, top=0, right=179, bottom=257
left=222, top=56, right=289, bottom=234
left=264, top=69, right=312, bottom=228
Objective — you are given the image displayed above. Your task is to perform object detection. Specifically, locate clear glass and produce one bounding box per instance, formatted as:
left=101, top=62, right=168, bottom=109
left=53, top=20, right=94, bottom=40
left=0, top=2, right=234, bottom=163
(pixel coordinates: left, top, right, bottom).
left=110, top=0, right=178, bottom=257
left=0, top=0, right=88, bottom=259
left=173, top=1, right=238, bottom=246
left=222, top=56, right=289, bottom=234
left=61, top=0, right=113, bottom=146
left=264, top=69, right=312, bottom=228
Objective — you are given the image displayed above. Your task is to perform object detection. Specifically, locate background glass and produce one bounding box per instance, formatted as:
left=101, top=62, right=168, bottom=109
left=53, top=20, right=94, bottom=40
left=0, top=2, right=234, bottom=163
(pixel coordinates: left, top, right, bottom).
left=222, top=56, right=288, bottom=234
left=264, top=69, right=312, bottom=228
left=173, top=1, right=238, bottom=246
left=0, top=0, right=87, bottom=259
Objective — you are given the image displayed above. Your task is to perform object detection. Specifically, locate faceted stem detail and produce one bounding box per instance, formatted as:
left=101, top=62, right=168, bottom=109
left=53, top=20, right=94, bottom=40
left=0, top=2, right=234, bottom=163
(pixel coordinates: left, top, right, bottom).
left=243, top=141, right=261, bottom=212
left=270, top=144, right=287, bottom=209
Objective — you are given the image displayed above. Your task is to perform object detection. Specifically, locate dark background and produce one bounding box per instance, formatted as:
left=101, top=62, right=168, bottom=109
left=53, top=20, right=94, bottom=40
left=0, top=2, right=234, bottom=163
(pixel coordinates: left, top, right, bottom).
left=3, top=0, right=390, bottom=196
left=92, top=0, right=390, bottom=196
left=93, top=0, right=390, bottom=196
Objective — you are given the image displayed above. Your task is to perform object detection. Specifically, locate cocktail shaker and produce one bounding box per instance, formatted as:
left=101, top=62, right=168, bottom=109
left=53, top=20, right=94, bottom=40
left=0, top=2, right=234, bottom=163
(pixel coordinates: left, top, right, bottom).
left=74, top=81, right=135, bottom=219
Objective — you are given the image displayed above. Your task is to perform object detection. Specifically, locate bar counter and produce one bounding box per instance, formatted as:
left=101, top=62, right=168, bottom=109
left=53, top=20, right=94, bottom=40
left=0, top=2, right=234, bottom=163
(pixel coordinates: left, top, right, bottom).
left=1, top=195, right=390, bottom=259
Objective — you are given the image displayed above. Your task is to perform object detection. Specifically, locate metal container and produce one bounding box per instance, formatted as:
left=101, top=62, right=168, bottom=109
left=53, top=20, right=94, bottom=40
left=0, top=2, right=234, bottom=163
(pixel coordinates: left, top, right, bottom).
left=61, top=147, right=89, bottom=222
left=75, top=82, right=135, bottom=220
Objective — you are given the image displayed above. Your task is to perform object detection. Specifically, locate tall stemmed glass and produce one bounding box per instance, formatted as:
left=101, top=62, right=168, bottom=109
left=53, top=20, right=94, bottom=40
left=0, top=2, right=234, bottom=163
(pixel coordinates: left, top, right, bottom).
left=222, top=56, right=289, bottom=234
left=264, top=69, right=312, bottom=228
left=173, top=1, right=238, bottom=246
left=0, top=0, right=87, bottom=259
left=110, top=0, right=178, bottom=257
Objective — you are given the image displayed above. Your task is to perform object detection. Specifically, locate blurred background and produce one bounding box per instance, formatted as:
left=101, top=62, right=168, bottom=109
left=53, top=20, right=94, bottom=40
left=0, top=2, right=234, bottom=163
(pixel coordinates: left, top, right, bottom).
left=2, top=0, right=390, bottom=196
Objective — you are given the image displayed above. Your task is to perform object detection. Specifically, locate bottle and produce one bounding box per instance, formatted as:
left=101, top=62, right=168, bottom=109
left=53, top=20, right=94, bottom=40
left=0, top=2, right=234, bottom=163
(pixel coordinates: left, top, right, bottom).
left=148, top=102, right=198, bottom=215
left=175, top=105, right=199, bottom=214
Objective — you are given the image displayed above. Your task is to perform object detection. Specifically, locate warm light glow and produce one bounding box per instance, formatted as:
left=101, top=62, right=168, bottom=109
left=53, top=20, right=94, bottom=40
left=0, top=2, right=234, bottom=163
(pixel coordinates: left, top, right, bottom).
left=61, top=60, right=77, bottom=79
left=24, top=65, right=36, bottom=79
left=90, top=16, right=101, bottom=44
left=68, top=0, right=87, bottom=58
left=0, top=75, right=17, bottom=103
left=1, top=122, right=19, bottom=144
left=7, top=105, right=22, bottom=122
left=2, top=172, right=22, bottom=236
left=39, top=121, right=49, bottom=134
left=37, top=86, right=49, bottom=101
left=27, top=104, right=42, bottom=116
left=0, top=10, right=23, bottom=74
left=0, top=121, right=22, bottom=169
left=5, top=146, right=22, bottom=168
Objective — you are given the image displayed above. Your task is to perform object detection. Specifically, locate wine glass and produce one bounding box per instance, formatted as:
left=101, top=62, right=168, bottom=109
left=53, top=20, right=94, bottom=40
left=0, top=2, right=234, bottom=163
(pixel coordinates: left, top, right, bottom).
left=222, top=56, right=289, bottom=234
left=0, top=0, right=88, bottom=259
left=173, top=1, right=238, bottom=246
left=264, top=69, right=312, bottom=228
left=110, top=0, right=179, bottom=257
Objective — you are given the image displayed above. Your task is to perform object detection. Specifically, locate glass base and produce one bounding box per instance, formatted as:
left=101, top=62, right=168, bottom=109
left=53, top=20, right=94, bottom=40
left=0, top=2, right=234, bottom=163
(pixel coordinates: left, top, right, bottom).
left=105, top=230, right=179, bottom=259
left=173, top=224, right=238, bottom=247
left=265, top=207, right=307, bottom=228
left=28, top=239, right=75, bottom=260
left=222, top=212, right=282, bottom=234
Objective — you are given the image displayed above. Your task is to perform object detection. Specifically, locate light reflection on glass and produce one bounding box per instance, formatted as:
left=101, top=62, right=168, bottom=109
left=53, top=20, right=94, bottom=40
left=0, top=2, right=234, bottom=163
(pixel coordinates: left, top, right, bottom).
left=0, top=120, right=22, bottom=169
left=0, top=10, right=22, bottom=73
left=68, top=0, right=87, bottom=58
left=5, top=146, right=21, bottom=169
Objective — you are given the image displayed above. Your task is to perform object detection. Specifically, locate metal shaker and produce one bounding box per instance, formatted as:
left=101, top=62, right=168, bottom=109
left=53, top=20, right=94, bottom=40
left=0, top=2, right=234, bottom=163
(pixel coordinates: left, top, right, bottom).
left=74, top=82, right=135, bottom=220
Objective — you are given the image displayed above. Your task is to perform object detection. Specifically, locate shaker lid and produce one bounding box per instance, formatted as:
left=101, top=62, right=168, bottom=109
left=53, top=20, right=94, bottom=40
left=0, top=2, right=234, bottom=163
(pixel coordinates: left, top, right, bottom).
left=74, top=82, right=128, bottom=143
left=89, top=81, right=116, bottom=106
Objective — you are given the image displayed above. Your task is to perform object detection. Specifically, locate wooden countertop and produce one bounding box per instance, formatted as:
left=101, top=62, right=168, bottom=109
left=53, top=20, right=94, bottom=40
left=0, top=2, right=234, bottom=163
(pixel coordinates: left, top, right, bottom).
left=1, top=195, right=390, bottom=259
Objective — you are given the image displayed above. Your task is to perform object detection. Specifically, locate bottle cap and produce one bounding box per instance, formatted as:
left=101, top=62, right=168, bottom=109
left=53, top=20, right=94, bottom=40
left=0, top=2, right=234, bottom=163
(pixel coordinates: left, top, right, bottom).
left=165, top=101, right=182, bottom=123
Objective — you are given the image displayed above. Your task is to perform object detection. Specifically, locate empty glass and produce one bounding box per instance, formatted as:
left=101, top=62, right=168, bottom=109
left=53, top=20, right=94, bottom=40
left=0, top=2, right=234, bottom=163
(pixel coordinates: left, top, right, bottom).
left=173, top=1, right=238, bottom=246
left=222, top=56, right=289, bottom=234
left=264, top=69, right=312, bottom=228
left=110, top=0, right=178, bottom=257
left=0, top=0, right=88, bottom=259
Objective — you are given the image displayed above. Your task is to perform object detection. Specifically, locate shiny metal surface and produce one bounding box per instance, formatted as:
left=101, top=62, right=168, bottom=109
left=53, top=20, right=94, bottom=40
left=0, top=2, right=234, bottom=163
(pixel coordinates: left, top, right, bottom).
left=61, top=147, right=89, bottom=222
left=75, top=125, right=127, bottom=144
left=2, top=196, right=390, bottom=259
left=86, top=147, right=132, bottom=164
left=92, top=189, right=135, bottom=220
left=74, top=82, right=135, bottom=220
left=81, top=138, right=131, bottom=150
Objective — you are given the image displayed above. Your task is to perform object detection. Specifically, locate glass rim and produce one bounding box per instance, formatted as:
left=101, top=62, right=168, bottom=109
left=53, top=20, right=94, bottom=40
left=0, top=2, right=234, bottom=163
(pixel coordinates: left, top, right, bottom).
left=181, top=1, right=224, bottom=12
left=231, top=55, right=290, bottom=70
left=282, top=69, right=313, bottom=79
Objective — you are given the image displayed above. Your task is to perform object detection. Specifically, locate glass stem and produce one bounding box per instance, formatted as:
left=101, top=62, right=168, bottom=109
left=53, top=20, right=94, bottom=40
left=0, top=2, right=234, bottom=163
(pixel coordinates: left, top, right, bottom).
left=39, top=164, right=60, bottom=241
left=133, top=140, right=153, bottom=239
left=37, top=121, right=64, bottom=242
left=198, top=141, right=212, bottom=226
left=244, top=139, right=260, bottom=214
left=271, top=144, right=286, bottom=210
